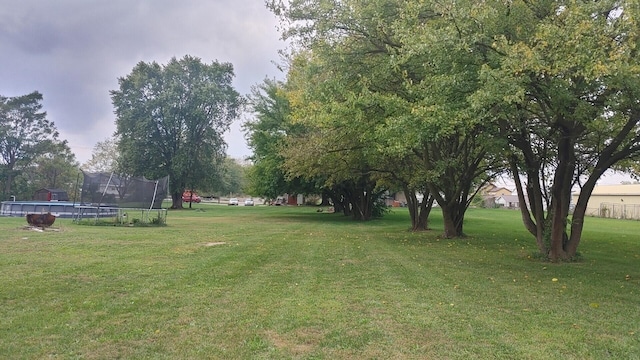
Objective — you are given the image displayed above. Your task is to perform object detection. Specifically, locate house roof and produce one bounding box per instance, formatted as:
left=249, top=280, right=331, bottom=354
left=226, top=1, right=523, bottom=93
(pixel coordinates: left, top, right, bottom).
left=497, top=195, right=520, bottom=203
left=35, top=188, right=68, bottom=193
left=482, top=183, right=512, bottom=194
left=582, top=184, right=640, bottom=196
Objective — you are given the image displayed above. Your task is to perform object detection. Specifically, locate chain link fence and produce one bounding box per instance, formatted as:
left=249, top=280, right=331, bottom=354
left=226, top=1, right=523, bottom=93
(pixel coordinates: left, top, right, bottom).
left=598, top=203, right=640, bottom=220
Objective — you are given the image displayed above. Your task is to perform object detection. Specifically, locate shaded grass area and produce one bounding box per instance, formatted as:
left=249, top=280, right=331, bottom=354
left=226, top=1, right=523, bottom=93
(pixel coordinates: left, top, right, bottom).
left=0, top=206, right=639, bottom=359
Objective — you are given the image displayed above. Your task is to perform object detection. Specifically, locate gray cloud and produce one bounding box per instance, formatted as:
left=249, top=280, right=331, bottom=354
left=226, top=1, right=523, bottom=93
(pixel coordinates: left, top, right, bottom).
left=0, top=0, right=285, bottom=163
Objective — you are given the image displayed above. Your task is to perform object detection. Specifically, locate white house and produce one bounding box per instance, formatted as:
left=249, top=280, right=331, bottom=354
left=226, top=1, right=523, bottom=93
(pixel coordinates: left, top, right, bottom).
left=480, top=183, right=513, bottom=208
left=495, top=195, right=520, bottom=209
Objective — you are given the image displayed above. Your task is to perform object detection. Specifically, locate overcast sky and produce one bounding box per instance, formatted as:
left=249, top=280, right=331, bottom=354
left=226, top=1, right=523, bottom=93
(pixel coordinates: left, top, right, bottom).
left=0, top=0, right=285, bottom=164
left=0, top=1, right=634, bottom=186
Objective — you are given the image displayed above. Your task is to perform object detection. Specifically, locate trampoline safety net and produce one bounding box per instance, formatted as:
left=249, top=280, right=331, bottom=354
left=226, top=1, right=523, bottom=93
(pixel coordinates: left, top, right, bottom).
left=80, top=171, right=169, bottom=209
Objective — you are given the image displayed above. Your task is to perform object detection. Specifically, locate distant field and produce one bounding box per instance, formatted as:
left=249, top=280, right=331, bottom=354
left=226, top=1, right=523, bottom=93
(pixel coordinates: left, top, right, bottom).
left=0, top=206, right=638, bottom=359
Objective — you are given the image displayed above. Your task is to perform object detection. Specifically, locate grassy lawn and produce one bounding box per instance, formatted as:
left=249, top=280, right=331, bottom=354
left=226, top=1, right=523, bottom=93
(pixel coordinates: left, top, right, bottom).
left=0, top=205, right=638, bottom=359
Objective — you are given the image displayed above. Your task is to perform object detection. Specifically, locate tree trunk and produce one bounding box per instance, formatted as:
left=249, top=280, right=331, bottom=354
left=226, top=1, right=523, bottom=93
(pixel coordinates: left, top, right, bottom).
left=320, top=191, right=331, bottom=206
left=171, top=191, right=183, bottom=209
left=335, top=195, right=351, bottom=217
left=3, top=167, right=15, bottom=201
left=342, top=203, right=352, bottom=217
left=547, top=134, right=575, bottom=261
left=350, top=189, right=372, bottom=221
left=510, top=148, right=549, bottom=254
left=548, top=200, right=568, bottom=261
left=186, top=190, right=194, bottom=209
left=405, top=188, right=433, bottom=231
left=333, top=200, right=344, bottom=214
left=441, top=203, right=464, bottom=238
left=334, top=193, right=351, bottom=217
left=567, top=198, right=587, bottom=258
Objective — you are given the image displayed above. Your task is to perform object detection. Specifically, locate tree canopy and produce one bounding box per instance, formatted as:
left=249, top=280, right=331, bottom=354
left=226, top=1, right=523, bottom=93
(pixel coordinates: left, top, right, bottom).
left=268, top=0, right=504, bottom=228
left=467, top=0, right=640, bottom=260
left=111, top=55, right=242, bottom=209
left=82, top=136, right=119, bottom=174
left=14, top=140, right=79, bottom=202
left=244, top=79, right=297, bottom=200
left=267, top=0, right=640, bottom=259
left=0, top=91, right=71, bottom=201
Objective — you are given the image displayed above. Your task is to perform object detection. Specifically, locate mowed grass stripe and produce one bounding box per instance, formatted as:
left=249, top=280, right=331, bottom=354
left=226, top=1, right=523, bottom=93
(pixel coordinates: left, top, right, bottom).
left=0, top=206, right=638, bottom=359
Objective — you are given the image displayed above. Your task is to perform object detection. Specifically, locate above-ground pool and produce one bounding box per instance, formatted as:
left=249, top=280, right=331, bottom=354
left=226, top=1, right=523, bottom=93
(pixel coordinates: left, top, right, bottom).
left=0, top=201, right=117, bottom=219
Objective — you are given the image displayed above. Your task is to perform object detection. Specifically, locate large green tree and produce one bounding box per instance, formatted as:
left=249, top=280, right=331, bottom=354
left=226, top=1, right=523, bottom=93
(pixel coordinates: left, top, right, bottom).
left=245, top=78, right=321, bottom=203
left=386, top=0, right=507, bottom=237
left=111, top=56, right=242, bottom=209
left=267, top=2, right=418, bottom=221
left=470, top=0, right=640, bottom=260
left=269, top=0, right=503, bottom=233
left=282, top=51, right=391, bottom=220
left=0, top=91, right=62, bottom=200
left=245, top=79, right=294, bottom=200
left=15, top=140, right=80, bottom=201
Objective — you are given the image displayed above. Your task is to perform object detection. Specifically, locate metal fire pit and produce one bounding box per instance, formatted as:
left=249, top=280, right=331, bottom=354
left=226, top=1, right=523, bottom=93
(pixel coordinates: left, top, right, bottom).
left=26, top=213, right=57, bottom=227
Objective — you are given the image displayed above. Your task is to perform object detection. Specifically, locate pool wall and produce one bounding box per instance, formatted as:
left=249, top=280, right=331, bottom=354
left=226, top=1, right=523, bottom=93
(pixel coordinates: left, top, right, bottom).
left=0, top=201, right=117, bottom=219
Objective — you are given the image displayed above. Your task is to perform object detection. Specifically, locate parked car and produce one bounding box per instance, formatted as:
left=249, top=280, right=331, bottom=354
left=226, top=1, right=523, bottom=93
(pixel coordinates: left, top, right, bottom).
left=244, top=198, right=254, bottom=206
left=228, top=197, right=239, bottom=206
left=182, top=191, right=201, bottom=203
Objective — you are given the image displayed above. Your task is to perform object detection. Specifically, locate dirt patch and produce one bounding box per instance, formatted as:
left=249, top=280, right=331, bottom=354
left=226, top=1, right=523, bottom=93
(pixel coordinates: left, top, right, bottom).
left=264, top=328, right=324, bottom=356
left=21, top=225, right=61, bottom=232
left=203, top=242, right=226, bottom=247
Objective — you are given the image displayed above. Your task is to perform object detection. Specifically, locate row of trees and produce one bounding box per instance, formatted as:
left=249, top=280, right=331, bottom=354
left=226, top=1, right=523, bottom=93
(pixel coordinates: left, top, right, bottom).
left=2, top=56, right=248, bottom=207
left=0, top=92, right=80, bottom=202
left=244, top=0, right=640, bottom=260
